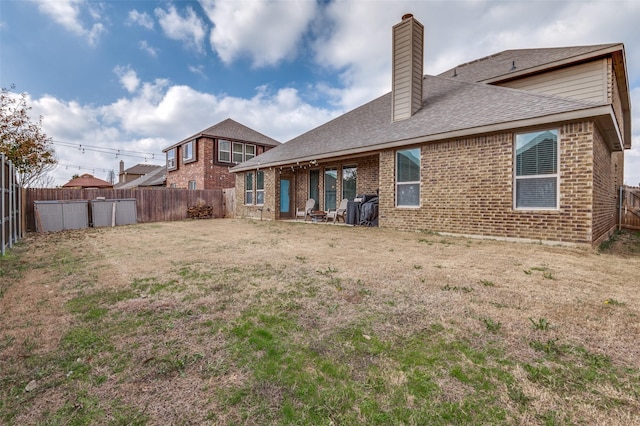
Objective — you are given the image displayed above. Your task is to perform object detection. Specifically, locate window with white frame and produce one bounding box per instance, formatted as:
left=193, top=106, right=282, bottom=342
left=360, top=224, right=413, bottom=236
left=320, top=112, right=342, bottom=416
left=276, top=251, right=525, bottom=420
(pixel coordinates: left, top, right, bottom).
left=167, top=148, right=176, bottom=170
left=233, top=142, right=244, bottom=164
left=396, top=148, right=420, bottom=207
left=256, top=171, right=265, bottom=205
left=183, top=140, right=195, bottom=163
left=219, top=140, right=231, bottom=162
left=245, top=145, right=256, bottom=161
left=245, top=173, right=253, bottom=204
left=188, top=180, right=196, bottom=190
left=514, top=129, right=558, bottom=209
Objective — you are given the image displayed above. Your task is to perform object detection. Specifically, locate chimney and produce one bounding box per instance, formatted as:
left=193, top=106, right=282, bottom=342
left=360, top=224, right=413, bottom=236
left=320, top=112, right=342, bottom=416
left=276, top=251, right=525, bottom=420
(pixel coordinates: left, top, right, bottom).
left=119, top=160, right=125, bottom=183
left=392, top=13, right=424, bottom=121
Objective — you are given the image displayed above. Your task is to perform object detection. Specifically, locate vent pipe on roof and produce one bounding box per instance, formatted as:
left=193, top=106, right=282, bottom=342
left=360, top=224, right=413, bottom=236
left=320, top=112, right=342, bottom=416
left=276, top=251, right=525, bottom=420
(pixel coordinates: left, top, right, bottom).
left=392, top=14, right=424, bottom=122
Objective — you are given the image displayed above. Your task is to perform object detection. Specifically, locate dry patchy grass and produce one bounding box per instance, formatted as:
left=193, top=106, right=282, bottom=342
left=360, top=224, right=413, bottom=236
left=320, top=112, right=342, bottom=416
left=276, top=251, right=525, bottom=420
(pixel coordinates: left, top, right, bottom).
left=1, top=220, right=639, bottom=425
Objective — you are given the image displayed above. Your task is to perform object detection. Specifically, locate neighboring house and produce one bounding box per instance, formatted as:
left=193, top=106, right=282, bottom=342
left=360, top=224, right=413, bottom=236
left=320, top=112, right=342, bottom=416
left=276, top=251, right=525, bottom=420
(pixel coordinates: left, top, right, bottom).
left=232, top=14, right=631, bottom=246
left=116, top=161, right=164, bottom=187
left=114, top=165, right=166, bottom=189
left=62, top=174, right=113, bottom=189
left=162, top=118, right=280, bottom=190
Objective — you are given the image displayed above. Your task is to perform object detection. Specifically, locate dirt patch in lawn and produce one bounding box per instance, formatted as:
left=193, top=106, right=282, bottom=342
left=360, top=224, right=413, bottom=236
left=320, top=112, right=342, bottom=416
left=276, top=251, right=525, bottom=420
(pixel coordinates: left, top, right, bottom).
left=1, top=220, right=639, bottom=425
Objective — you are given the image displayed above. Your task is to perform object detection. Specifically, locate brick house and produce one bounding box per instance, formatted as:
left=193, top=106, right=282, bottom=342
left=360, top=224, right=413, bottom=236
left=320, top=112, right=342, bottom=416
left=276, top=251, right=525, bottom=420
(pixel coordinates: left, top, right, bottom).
left=231, top=14, right=631, bottom=246
left=162, top=118, right=280, bottom=190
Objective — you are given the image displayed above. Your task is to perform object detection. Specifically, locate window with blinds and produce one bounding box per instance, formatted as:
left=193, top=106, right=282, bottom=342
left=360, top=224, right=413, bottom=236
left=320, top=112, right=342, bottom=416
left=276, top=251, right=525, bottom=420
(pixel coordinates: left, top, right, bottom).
left=514, top=130, right=559, bottom=209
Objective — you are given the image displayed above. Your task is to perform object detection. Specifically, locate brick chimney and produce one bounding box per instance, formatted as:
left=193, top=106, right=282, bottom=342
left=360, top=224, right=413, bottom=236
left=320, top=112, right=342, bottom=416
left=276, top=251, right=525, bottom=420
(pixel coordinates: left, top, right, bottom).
left=392, top=14, right=424, bottom=121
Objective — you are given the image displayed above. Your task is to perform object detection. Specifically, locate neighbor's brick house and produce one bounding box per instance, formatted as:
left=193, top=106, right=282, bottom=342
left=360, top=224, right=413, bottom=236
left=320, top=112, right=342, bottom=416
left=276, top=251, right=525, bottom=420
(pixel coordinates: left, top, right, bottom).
left=232, top=14, right=631, bottom=246
left=162, top=118, right=279, bottom=190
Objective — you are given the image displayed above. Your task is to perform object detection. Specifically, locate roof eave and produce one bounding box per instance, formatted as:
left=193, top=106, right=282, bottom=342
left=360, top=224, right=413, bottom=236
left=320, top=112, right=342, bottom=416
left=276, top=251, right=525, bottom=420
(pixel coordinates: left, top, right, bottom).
left=231, top=105, right=621, bottom=172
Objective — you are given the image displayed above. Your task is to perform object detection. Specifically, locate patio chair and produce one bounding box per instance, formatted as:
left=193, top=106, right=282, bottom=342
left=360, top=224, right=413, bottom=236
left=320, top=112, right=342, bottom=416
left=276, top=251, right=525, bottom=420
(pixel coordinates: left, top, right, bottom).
left=296, top=198, right=315, bottom=221
left=326, top=198, right=348, bottom=223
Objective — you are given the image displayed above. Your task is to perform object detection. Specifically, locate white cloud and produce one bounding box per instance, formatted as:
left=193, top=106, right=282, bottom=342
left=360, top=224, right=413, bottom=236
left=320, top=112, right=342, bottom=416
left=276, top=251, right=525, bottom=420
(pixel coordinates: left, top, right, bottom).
left=139, top=40, right=159, bottom=57
left=188, top=65, right=206, bottom=78
left=34, top=0, right=105, bottom=45
left=155, top=5, right=207, bottom=53
left=114, top=66, right=140, bottom=93
left=200, top=0, right=316, bottom=67
left=127, top=9, right=154, bottom=30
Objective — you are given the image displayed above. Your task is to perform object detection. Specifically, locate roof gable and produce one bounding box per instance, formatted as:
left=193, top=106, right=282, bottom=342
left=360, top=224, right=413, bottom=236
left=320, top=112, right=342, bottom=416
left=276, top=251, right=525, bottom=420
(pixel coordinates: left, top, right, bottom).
left=163, top=118, right=280, bottom=152
left=437, top=44, right=622, bottom=83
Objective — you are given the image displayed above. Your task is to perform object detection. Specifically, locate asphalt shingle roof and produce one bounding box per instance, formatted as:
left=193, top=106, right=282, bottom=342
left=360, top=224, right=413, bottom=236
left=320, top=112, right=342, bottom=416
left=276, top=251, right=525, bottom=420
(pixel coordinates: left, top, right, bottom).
left=163, top=118, right=280, bottom=152
left=437, top=44, right=621, bottom=83
left=115, top=166, right=165, bottom=188
left=63, top=174, right=113, bottom=188
left=233, top=74, right=605, bottom=171
left=121, top=163, right=161, bottom=175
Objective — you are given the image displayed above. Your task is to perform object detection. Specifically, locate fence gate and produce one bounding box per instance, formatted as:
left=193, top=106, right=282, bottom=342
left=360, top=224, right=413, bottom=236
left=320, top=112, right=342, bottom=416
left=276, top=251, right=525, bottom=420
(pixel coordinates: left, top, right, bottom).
left=1, top=153, right=22, bottom=255
left=223, top=188, right=235, bottom=218
left=620, top=185, right=640, bottom=231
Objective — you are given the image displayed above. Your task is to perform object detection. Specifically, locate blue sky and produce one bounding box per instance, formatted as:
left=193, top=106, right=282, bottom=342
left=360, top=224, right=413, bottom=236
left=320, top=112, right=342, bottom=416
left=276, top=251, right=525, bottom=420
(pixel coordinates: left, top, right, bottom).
left=1, top=0, right=639, bottom=187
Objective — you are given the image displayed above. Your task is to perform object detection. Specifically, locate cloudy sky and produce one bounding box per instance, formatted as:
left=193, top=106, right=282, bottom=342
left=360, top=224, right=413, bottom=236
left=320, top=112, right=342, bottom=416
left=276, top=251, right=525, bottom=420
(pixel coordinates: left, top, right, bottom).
left=1, top=0, right=639, bottom=186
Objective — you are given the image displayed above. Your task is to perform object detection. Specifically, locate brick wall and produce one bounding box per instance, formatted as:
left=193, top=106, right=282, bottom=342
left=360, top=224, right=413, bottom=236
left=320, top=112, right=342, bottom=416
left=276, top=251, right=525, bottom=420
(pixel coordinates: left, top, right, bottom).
left=166, top=138, right=237, bottom=190
left=379, top=122, right=598, bottom=244
left=592, top=126, right=618, bottom=244
left=234, top=169, right=276, bottom=220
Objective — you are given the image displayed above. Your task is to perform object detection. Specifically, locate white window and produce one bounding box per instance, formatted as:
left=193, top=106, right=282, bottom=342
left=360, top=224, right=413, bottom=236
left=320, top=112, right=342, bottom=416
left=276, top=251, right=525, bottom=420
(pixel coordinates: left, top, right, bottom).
left=396, top=148, right=420, bottom=207
left=188, top=180, right=196, bottom=190
left=514, top=129, right=559, bottom=209
left=167, top=148, right=176, bottom=170
left=233, top=142, right=244, bottom=164
left=245, top=145, right=256, bottom=161
left=245, top=173, right=253, bottom=204
left=256, top=171, right=265, bottom=205
left=219, top=140, right=231, bottom=163
left=183, top=141, right=194, bottom=163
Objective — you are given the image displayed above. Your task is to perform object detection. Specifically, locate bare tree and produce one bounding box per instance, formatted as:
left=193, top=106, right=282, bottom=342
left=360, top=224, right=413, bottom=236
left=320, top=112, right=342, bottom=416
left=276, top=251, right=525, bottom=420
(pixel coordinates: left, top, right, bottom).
left=0, top=86, right=57, bottom=187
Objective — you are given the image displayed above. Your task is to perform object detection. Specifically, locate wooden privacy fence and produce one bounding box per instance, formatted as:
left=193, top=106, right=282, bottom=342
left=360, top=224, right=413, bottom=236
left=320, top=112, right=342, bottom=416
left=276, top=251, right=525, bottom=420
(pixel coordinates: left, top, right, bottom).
left=1, top=153, right=22, bottom=255
left=620, top=185, right=640, bottom=231
left=25, top=188, right=227, bottom=232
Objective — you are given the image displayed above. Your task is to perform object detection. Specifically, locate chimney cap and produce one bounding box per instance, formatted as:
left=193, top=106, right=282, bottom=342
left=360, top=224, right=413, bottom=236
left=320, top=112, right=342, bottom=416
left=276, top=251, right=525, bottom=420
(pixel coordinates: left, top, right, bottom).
left=402, top=13, right=414, bottom=20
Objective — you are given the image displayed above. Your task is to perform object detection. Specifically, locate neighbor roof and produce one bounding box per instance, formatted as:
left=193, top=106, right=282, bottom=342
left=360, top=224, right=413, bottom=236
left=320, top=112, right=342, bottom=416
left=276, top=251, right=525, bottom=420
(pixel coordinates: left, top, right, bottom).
left=163, top=118, right=280, bottom=152
left=232, top=75, right=614, bottom=172
left=115, top=166, right=165, bottom=189
left=437, top=43, right=622, bottom=83
left=121, top=163, right=162, bottom=175
left=63, top=174, right=113, bottom=188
